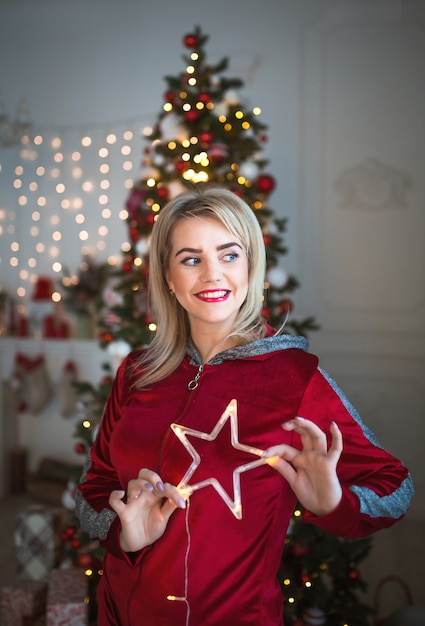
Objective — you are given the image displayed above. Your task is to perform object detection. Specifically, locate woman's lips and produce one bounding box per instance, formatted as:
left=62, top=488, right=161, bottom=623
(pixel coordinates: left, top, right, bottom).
left=195, top=290, right=230, bottom=302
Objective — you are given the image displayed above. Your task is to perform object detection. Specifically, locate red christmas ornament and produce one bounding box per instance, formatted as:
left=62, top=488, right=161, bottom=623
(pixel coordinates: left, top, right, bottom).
left=126, top=188, right=145, bottom=218
left=348, top=568, right=359, bottom=580
left=263, top=235, right=272, bottom=247
left=65, top=525, right=77, bottom=538
left=198, top=92, right=211, bottom=104
left=257, top=173, right=276, bottom=194
left=101, top=375, right=113, bottom=386
left=76, top=553, right=94, bottom=569
left=183, top=33, right=199, bottom=48
left=71, top=538, right=81, bottom=550
left=292, top=540, right=309, bottom=557
left=157, top=186, right=169, bottom=200
left=175, top=160, right=187, bottom=173
left=99, top=331, right=113, bottom=343
left=129, top=226, right=140, bottom=244
left=164, top=91, right=176, bottom=103
left=261, top=306, right=271, bottom=320
left=60, top=527, right=76, bottom=542
left=185, top=109, right=200, bottom=123
left=74, top=442, right=86, bottom=455
left=199, top=131, right=214, bottom=145
left=208, top=142, right=228, bottom=163
left=278, top=297, right=294, bottom=314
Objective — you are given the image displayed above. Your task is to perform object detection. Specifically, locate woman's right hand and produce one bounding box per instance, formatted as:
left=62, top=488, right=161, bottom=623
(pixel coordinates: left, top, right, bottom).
left=109, top=468, right=186, bottom=553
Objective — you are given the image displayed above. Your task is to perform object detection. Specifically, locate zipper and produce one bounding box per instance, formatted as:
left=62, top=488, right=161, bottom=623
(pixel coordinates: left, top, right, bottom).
left=187, top=363, right=203, bottom=390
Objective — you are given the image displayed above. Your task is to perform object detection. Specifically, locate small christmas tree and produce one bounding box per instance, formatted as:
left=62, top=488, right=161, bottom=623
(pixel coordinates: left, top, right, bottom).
left=67, top=26, right=373, bottom=624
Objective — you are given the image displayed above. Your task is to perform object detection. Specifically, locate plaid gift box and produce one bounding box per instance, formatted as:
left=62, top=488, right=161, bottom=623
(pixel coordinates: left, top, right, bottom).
left=1, top=579, right=47, bottom=626
left=46, top=568, right=88, bottom=626
left=15, top=505, right=60, bottom=581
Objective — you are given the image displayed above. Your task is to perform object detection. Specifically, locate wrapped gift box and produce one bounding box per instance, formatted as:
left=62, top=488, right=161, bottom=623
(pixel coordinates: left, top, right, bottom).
left=46, top=568, right=88, bottom=626
left=15, top=505, right=60, bottom=581
left=1, top=578, right=47, bottom=626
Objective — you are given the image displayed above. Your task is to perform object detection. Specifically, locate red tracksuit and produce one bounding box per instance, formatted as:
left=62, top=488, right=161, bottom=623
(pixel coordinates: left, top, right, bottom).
left=76, top=334, right=413, bottom=625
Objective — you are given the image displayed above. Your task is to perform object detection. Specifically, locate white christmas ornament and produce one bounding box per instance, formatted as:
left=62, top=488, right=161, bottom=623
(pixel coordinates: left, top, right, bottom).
left=61, top=481, right=76, bottom=511
left=239, top=160, right=259, bottom=180
left=103, top=286, right=123, bottom=308
left=160, top=113, right=182, bottom=141
left=168, top=180, right=187, bottom=198
left=265, top=221, right=278, bottom=235
left=303, top=607, right=326, bottom=625
left=267, top=266, right=288, bottom=289
left=224, top=89, right=239, bottom=105
left=106, top=339, right=131, bottom=359
left=135, top=237, right=149, bottom=257
left=152, top=152, right=165, bottom=166
left=211, top=101, right=229, bottom=118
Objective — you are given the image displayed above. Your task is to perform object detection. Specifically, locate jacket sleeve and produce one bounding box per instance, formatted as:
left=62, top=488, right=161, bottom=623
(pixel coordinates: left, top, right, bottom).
left=297, top=367, right=414, bottom=538
left=74, top=356, right=136, bottom=561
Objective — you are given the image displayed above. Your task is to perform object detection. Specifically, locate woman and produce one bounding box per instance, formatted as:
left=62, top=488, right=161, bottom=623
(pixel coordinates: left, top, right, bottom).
left=76, top=186, right=413, bottom=626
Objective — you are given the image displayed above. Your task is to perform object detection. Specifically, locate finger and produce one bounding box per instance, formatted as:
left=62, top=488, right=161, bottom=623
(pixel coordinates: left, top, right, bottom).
left=161, top=498, right=182, bottom=522
left=328, top=421, right=343, bottom=459
left=283, top=417, right=327, bottom=451
left=262, top=443, right=298, bottom=462
left=109, top=490, right=126, bottom=514
left=137, top=468, right=165, bottom=492
left=263, top=454, right=297, bottom=485
left=162, top=483, right=186, bottom=509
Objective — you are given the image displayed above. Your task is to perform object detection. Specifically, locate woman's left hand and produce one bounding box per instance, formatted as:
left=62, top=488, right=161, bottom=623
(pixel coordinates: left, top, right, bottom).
left=262, top=417, right=343, bottom=516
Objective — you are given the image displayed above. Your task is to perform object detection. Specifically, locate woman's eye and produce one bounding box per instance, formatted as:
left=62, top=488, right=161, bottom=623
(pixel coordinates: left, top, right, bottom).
left=223, top=252, right=239, bottom=262
left=182, top=256, right=200, bottom=266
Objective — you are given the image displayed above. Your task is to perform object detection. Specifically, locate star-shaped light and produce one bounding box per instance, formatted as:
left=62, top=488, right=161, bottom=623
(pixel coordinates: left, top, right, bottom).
left=170, top=399, right=268, bottom=519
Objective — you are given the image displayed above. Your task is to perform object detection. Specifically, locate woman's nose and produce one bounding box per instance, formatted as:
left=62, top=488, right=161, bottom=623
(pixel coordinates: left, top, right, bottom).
left=200, top=259, right=222, bottom=282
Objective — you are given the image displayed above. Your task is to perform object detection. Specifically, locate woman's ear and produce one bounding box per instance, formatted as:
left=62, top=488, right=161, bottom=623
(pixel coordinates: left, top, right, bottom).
left=165, top=273, right=175, bottom=295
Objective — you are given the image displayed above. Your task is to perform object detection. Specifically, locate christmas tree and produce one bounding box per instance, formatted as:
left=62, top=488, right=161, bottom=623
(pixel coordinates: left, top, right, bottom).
left=279, top=507, right=374, bottom=625
left=94, top=24, right=318, bottom=351
left=65, top=26, right=374, bottom=625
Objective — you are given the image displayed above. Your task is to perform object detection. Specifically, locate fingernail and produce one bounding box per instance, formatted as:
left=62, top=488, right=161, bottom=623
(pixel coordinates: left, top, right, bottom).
left=156, top=481, right=165, bottom=492
left=178, top=497, right=186, bottom=509
left=144, top=482, right=154, bottom=491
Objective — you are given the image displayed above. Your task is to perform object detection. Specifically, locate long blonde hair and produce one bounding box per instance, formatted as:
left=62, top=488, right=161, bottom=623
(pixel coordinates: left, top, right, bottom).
left=134, top=186, right=267, bottom=387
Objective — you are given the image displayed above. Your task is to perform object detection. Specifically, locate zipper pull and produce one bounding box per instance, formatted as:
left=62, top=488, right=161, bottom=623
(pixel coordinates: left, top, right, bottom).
left=188, top=364, right=203, bottom=390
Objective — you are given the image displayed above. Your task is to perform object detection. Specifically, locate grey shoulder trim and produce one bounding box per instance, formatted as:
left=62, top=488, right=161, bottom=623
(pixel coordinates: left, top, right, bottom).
left=350, top=476, right=414, bottom=520
left=74, top=455, right=117, bottom=541
left=318, top=367, right=380, bottom=446
left=187, top=333, right=309, bottom=365
left=318, top=367, right=414, bottom=519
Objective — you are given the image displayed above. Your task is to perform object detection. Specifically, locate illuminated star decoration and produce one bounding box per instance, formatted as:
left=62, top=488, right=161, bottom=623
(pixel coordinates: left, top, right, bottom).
left=170, top=399, right=269, bottom=520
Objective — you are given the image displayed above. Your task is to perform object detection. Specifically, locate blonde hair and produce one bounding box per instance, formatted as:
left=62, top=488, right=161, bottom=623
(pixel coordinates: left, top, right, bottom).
left=135, top=186, right=267, bottom=387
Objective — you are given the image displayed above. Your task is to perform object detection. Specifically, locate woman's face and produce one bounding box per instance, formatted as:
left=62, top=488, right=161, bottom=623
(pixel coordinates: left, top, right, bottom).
left=166, top=216, right=249, bottom=335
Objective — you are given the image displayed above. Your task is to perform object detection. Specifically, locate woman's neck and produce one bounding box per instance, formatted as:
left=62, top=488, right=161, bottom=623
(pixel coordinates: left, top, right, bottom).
left=190, top=329, right=236, bottom=364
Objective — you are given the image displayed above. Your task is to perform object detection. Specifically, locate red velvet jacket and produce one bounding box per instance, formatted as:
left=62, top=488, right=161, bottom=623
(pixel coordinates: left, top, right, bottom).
left=76, top=334, right=413, bottom=626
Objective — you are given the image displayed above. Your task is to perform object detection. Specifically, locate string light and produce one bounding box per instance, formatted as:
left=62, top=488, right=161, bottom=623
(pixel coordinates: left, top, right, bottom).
left=0, top=118, right=150, bottom=306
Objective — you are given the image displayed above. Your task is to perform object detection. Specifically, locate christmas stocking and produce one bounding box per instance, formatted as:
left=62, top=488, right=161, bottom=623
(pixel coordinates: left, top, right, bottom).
left=58, top=360, right=78, bottom=417
left=12, top=353, right=53, bottom=415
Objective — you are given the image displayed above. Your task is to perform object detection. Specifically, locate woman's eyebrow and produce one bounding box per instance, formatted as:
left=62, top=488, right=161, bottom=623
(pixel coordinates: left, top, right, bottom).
left=175, top=242, right=242, bottom=257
